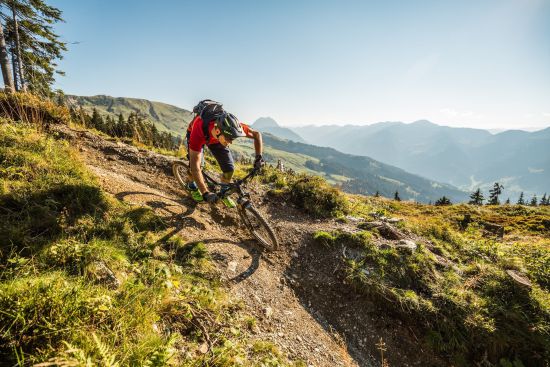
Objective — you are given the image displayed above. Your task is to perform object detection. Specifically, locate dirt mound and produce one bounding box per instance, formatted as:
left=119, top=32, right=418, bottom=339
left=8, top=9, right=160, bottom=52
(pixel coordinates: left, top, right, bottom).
left=53, top=124, right=446, bottom=367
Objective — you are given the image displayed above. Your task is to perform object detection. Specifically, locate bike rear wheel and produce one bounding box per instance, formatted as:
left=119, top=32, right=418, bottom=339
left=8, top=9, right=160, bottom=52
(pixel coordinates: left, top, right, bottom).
left=239, top=205, right=278, bottom=251
left=172, top=161, right=189, bottom=190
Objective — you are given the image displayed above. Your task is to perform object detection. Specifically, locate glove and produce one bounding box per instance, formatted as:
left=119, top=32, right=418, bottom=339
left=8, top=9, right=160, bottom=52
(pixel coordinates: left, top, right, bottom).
left=203, top=192, right=219, bottom=203
left=254, top=154, right=265, bottom=170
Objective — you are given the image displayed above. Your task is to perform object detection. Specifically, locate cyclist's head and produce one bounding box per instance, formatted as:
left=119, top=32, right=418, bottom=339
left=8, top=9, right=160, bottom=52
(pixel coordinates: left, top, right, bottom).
left=215, top=113, right=246, bottom=143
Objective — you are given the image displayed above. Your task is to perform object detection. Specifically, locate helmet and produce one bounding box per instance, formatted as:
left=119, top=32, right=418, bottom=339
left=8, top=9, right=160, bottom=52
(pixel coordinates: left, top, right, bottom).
left=217, top=113, right=246, bottom=140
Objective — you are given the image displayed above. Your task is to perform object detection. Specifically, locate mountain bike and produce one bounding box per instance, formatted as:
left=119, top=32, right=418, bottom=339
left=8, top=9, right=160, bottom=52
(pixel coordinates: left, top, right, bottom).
left=172, top=160, right=279, bottom=251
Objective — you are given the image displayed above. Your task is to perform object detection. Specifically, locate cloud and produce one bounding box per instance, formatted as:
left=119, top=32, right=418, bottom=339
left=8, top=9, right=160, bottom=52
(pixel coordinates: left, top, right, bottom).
left=543, top=112, right=550, bottom=118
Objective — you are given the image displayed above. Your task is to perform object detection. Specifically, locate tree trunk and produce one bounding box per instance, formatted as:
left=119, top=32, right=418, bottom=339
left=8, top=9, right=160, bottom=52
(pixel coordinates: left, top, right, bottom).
left=11, top=46, right=18, bottom=90
left=0, top=16, right=14, bottom=92
left=12, top=5, right=25, bottom=91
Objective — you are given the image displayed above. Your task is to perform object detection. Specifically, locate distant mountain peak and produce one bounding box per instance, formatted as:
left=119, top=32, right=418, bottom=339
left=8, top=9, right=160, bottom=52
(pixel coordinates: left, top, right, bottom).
left=253, top=117, right=280, bottom=128
left=410, top=120, right=436, bottom=126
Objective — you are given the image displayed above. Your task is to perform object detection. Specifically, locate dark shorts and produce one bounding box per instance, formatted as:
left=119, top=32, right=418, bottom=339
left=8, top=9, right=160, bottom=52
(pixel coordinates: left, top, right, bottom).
left=186, top=133, right=234, bottom=173
left=206, top=143, right=234, bottom=173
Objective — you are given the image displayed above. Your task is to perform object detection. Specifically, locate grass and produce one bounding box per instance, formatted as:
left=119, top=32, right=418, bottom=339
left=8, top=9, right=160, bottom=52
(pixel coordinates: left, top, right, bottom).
left=314, top=195, right=550, bottom=366
left=0, top=117, right=301, bottom=366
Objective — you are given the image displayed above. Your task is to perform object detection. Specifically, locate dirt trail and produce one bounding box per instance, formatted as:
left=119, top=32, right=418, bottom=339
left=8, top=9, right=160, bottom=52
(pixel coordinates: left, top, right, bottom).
left=54, top=124, right=444, bottom=367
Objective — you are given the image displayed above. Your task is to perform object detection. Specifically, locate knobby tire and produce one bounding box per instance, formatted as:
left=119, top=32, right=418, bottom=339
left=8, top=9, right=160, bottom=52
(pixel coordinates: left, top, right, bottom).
left=172, top=160, right=278, bottom=251
left=239, top=205, right=279, bottom=251
left=172, top=161, right=189, bottom=190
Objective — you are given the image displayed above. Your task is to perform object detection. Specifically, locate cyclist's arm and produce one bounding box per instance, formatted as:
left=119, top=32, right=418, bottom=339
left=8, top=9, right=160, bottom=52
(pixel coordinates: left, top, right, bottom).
left=189, top=149, right=209, bottom=194
left=247, top=128, right=263, bottom=157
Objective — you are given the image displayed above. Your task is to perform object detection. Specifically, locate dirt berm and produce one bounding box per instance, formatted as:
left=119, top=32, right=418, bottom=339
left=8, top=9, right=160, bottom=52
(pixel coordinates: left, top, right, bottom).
left=52, top=124, right=446, bottom=367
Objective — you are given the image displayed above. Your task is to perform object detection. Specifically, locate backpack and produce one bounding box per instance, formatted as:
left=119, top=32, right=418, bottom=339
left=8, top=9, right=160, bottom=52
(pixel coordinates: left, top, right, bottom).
left=186, top=99, right=226, bottom=144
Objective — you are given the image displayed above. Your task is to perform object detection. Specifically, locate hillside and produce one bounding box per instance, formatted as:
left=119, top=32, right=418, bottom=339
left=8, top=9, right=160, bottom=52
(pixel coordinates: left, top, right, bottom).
left=67, top=94, right=193, bottom=134
left=1, top=94, right=549, bottom=367
left=292, top=121, right=550, bottom=199
left=69, top=96, right=467, bottom=203
left=232, top=133, right=469, bottom=203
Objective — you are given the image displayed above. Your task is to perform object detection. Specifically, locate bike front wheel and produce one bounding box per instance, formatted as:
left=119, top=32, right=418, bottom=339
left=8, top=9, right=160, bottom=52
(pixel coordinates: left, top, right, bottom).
left=239, top=205, right=278, bottom=251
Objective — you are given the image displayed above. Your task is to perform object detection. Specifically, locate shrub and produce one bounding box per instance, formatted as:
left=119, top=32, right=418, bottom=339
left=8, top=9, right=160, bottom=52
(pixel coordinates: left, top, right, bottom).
left=289, top=175, right=349, bottom=218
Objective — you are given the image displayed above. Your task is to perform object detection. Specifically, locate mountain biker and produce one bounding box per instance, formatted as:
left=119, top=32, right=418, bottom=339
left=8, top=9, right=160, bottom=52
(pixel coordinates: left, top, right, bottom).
left=186, top=110, right=264, bottom=203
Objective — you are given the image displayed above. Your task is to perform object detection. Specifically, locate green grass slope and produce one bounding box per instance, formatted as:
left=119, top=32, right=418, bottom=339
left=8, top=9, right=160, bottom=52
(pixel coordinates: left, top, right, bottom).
left=0, top=119, right=299, bottom=366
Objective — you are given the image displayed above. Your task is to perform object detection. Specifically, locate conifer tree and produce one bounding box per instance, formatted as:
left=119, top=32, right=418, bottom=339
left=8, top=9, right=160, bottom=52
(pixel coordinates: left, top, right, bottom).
left=540, top=193, right=547, bottom=206
left=394, top=191, right=401, bottom=201
left=91, top=108, right=104, bottom=130
left=374, top=191, right=380, bottom=197
left=1, top=0, right=67, bottom=94
left=487, top=182, right=504, bottom=205
left=529, top=195, right=537, bottom=206
left=435, top=196, right=452, bottom=206
left=469, top=188, right=484, bottom=205
left=505, top=198, right=510, bottom=205
left=517, top=192, right=525, bottom=205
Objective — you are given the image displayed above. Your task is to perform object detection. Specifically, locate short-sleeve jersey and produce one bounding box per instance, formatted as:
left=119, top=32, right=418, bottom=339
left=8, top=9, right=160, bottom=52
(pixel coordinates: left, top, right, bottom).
left=187, top=116, right=253, bottom=152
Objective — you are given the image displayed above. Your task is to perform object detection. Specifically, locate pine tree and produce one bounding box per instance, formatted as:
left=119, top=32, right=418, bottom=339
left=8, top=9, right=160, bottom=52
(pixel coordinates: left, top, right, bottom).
left=90, top=108, right=104, bottom=131
left=469, top=188, right=484, bottom=205
left=505, top=198, right=510, bottom=205
left=517, top=192, right=525, bottom=205
left=540, top=193, right=547, bottom=206
left=435, top=196, right=452, bottom=206
left=394, top=191, right=401, bottom=201
left=487, top=182, right=504, bottom=205
left=374, top=191, right=380, bottom=197
left=1, top=0, right=67, bottom=95
left=530, top=195, right=538, bottom=207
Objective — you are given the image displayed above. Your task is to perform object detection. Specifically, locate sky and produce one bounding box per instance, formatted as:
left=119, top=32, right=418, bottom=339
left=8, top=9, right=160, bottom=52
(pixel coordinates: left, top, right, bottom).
left=50, top=0, right=550, bottom=130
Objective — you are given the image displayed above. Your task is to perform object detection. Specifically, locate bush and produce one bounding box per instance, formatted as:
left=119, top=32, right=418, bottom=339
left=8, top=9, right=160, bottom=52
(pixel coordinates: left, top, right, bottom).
left=289, top=175, right=349, bottom=218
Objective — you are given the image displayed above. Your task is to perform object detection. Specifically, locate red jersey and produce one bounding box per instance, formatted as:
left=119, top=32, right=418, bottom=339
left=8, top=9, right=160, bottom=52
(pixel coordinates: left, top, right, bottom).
left=187, top=116, right=253, bottom=152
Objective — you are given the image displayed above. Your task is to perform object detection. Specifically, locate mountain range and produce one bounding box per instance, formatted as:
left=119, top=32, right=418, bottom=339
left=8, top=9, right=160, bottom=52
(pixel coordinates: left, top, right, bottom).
left=252, top=117, right=306, bottom=143
left=291, top=121, right=550, bottom=200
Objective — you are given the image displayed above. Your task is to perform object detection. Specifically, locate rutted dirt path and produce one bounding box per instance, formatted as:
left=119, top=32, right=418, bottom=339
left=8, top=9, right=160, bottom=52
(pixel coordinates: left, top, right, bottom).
left=53, top=124, right=445, bottom=367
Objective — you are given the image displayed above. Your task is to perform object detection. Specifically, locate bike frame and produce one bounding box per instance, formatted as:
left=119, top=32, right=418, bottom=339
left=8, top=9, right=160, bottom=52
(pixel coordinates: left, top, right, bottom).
left=200, top=167, right=258, bottom=208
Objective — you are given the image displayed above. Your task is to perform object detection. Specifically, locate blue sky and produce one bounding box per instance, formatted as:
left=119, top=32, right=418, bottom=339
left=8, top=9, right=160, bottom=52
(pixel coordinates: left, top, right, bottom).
left=51, top=0, right=550, bottom=129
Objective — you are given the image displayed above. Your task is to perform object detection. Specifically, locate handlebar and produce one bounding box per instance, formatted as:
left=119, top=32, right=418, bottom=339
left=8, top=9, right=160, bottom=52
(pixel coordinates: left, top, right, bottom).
left=232, top=167, right=260, bottom=187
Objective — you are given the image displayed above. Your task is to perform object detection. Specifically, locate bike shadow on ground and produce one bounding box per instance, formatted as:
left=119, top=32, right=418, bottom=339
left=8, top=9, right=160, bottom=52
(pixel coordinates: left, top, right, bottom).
left=185, top=238, right=263, bottom=283
left=114, top=190, right=203, bottom=242
left=114, top=191, right=262, bottom=282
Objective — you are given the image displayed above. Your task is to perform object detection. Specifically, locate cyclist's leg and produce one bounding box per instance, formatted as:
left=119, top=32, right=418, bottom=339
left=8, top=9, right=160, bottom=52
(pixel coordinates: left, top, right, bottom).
left=207, top=143, right=236, bottom=207
left=184, top=133, right=204, bottom=201
left=185, top=132, right=206, bottom=188
left=207, top=143, right=235, bottom=183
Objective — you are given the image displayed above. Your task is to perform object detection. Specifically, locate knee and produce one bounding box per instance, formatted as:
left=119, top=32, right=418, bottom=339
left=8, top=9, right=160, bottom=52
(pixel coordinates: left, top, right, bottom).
left=222, top=171, right=234, bottom=182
